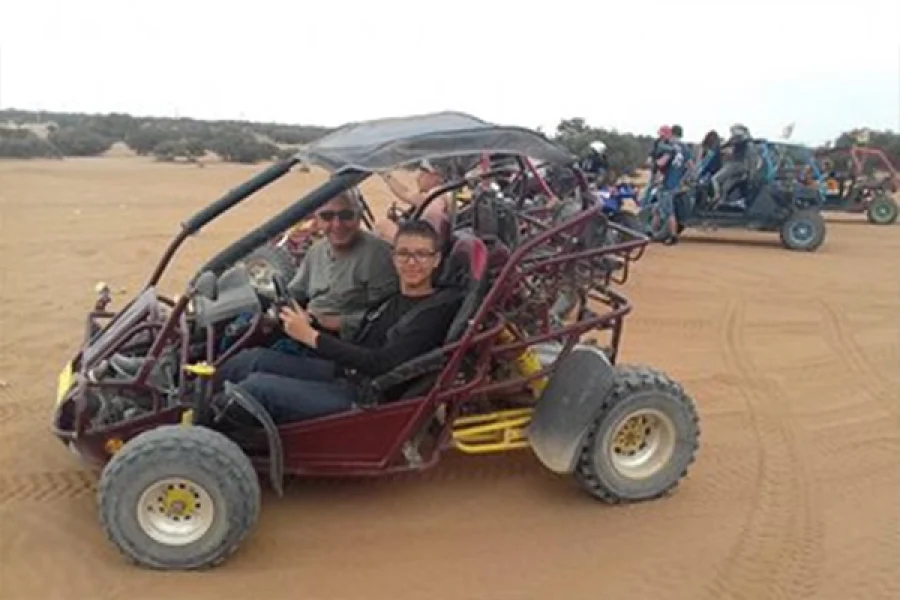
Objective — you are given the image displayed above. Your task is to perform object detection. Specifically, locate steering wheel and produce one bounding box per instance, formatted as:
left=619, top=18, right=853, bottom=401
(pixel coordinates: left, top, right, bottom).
left=270, top=273, right=299, bottom=313
left=268, top=272, right=328, bottom=334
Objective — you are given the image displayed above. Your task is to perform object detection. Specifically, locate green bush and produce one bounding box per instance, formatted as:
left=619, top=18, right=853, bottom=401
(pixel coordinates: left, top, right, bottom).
left=0, top=128, right=61, bottom=158
left=48, top=127, right=114, bottom=156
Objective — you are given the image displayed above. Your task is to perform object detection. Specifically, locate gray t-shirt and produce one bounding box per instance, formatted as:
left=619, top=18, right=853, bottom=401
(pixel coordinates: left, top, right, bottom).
left=288, top=230, right=399, bottom=339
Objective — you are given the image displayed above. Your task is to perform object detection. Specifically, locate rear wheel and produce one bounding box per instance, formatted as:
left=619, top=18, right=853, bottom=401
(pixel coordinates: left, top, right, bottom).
left=780, top=209, right=826, bottom=251
left=98, top=425, right=261, bottom=570
left=574, top=365, right=700, bottom=503
left=866, top=193, right=898, bottom=225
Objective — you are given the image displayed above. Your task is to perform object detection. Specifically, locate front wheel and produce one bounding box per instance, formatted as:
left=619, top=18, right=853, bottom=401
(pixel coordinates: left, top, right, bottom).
left=574, top=365, right=700, bottom=503
left=780, top=209, right=826, bottom=251
left=97, top=425, right=261, bottom=570
left=866, top=193, right=898, bottom=225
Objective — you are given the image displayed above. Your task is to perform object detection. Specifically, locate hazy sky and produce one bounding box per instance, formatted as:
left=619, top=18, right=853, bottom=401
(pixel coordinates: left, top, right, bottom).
left=1, top=0, right=898, bottom=145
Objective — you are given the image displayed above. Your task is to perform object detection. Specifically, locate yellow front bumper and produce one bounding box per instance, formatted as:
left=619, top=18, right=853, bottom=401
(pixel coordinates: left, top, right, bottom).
left=56, top=362, right=74, bottom=407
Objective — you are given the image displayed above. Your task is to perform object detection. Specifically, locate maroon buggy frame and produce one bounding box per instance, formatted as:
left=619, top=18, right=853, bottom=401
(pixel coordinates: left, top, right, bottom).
left=815, top=145, right=899, bottom=224
left=50, top=112, right=700, bottom=571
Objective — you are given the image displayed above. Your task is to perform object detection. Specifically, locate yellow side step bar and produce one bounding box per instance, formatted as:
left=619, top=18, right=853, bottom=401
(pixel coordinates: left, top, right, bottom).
left=452, top=408, right=533, bottom=454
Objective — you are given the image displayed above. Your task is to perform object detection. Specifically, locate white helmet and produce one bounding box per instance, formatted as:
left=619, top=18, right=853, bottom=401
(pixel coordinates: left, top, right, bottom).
left=589, top=140, right=607, bottom=155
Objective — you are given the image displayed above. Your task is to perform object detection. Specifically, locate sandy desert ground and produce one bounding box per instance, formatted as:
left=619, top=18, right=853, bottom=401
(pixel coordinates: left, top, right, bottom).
left=0, top=157, right=898, bottom=600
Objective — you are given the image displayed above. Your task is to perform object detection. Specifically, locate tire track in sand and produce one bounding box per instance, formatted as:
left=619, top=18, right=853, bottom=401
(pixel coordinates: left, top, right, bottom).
left=819, top=300, right=900, bottom=426
left=0, top=470, right=96, bottom=505
left=705, top=298, right=823, bottom=600
left=0, top=383, right=49, bottom=428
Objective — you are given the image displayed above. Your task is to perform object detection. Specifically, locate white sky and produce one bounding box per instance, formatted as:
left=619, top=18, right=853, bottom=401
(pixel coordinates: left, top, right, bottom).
left=1, top=0, right=898, bottom=146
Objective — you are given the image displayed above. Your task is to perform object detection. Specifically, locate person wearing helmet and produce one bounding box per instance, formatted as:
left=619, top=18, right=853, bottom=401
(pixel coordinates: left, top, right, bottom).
left=711, top=124, right=753, bottom=207
left=580, top=140, right=609, bottom=183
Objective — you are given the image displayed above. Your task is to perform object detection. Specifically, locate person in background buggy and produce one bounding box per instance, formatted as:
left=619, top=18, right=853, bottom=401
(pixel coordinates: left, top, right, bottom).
left=580, top=140, right=610, bottom=183
left=711, top=124, right=753, bottom=208
left=377, top=159, right=449, bottom=242
left=693, top=130, right=723, bottom=203
left=697, top=130, right=723, bottom=178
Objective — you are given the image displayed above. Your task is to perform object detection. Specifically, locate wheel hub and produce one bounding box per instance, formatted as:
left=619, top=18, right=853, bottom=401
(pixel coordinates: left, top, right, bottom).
left=162, top=488, right=196, bottom=518
left=137, top=477, right=215, bottom=546
left=607, top=408, right=677, bottom=480
left=790, top=221, right=812, bottom=242
left=613, top=415, right=649, bottom=455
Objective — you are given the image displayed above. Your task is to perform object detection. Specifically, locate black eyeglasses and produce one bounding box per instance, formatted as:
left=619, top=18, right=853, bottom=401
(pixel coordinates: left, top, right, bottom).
left=392, top=249, right=437, bottom=263
left=317, top=209, right=358, bottom=222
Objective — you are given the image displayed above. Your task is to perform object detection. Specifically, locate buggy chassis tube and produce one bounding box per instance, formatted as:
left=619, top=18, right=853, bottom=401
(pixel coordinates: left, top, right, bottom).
left=410, top=166, right=525, bottom=221
left=147, top=158, right=299, bottom=288
left=372, top=204, right=649, bottom=471
left=195, top=169, right=369, bottom=280
left=249, top=209, right=646, bottom=478
left=52, top=169, right=377, bottom=458
left=410, top=157, right=585, bottom=223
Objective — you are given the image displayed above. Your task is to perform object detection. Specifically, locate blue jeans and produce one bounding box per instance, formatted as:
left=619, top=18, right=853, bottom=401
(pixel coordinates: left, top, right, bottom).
left=215, top=347, right=358, bottom=424
left=656, top=188, right=676, bottom=219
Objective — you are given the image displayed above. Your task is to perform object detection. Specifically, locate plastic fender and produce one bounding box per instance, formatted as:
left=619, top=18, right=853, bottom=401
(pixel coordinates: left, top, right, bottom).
left=526, top=345, right=617, bottom=474
left=221, top=382, right=284, bottom=497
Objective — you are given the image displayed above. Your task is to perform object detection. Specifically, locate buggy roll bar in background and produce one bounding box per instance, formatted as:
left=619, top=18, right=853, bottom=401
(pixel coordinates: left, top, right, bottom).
left=146, top=158, right=300, bottom=288
left=193, top=169, right=369, bottom=281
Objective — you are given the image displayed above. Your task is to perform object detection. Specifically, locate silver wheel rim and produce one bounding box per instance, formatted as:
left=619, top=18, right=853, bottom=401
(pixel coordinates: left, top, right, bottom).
left=606, top=408, right=677, bottom=480
left=873, top=203, right=893, bottom=221
left=136, top=477, right=215, bottom=546
left=788, top=220, right=814, bottom=245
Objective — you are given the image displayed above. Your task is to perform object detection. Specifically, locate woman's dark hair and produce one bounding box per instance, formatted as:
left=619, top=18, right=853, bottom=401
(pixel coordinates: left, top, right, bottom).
left=395, top=219, right=440, bottom=249
left=701, top=130, right=721, bottom=149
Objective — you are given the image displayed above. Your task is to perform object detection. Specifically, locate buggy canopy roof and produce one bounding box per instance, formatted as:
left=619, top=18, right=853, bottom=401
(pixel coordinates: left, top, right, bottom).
left=292, top=111, right=575, bottom=174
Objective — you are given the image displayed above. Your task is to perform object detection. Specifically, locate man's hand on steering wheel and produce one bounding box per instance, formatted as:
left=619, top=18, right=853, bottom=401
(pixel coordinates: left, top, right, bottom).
left=264, top=273, right=320, bottom=330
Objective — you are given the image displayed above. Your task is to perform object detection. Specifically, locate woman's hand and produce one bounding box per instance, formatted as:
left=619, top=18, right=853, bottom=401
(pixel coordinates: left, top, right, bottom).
left=279, top=305, right=319, bottom=347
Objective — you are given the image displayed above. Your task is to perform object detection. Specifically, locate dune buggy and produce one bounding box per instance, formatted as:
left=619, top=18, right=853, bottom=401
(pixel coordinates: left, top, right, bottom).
left=640, top=137, right=827, bottom=251
left=51, top=111, right=700, bottom=571
left=814, top=145, right=899, bottom=225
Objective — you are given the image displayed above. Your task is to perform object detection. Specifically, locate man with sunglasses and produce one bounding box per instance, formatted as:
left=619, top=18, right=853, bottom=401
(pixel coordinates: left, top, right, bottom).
left=214, top=220, right=463, bottom=423
left=286, top=190, right=398, bottom=340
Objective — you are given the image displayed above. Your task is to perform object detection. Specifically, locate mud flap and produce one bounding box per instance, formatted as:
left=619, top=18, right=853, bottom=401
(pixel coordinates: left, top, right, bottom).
left=222, top=382, right=284, bottom=497
left=526, top=345, right=616, bottom=474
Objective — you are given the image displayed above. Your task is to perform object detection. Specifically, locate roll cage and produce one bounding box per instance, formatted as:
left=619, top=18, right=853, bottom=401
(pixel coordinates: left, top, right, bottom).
left=52, top=111, right=651, bottom=486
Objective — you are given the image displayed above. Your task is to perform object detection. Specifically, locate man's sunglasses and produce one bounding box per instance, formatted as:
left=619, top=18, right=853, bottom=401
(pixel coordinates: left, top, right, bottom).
left=317, top=209, right=358, bottom=222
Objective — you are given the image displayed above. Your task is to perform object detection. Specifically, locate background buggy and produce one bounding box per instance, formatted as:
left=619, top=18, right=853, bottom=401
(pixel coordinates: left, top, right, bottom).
left=639, top=138, right=828, bottom=251
left=814, top=145, right=899, bottom=225
left=50, top=112, right=700, bottom=571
